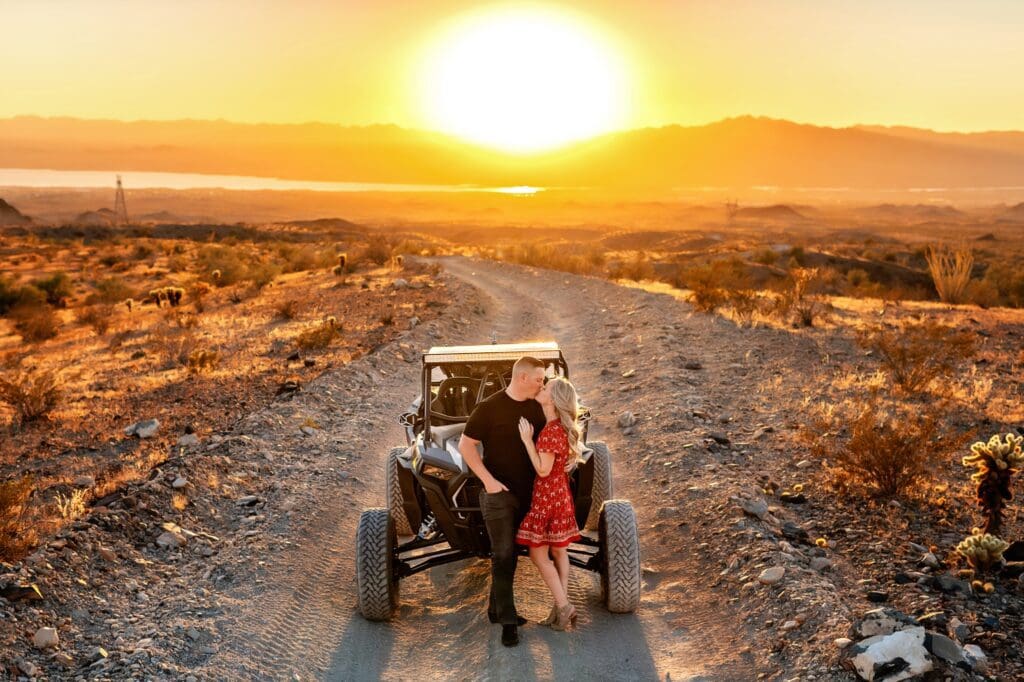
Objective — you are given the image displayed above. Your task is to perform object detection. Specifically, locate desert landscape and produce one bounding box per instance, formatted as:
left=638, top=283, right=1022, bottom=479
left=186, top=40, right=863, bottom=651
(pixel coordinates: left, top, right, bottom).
left=4, top=2, right=1024, bottom=680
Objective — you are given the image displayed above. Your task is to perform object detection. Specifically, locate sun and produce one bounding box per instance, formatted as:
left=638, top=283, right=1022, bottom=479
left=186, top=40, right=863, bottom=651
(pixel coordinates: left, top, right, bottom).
left=418, top=6, right=629, bottom=153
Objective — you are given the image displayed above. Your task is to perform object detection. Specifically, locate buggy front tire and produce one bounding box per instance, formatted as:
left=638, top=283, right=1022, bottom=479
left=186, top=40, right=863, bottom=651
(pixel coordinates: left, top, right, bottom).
left=585, top=441, right=613, bottom=530
left=599, top=500, right=641, bottom=613
left=386, top=447, right=413, bottom=536
left=356, top=508, right=398, bottom=621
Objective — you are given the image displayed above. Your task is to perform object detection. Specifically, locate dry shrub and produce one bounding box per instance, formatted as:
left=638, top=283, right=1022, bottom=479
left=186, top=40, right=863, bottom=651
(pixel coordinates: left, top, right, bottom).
left=54, top=488, right=87, bottom=520
left=32, top=271, right=73, bottom=305
left=296, top=318, right=341, bottom=350
left=0, top=475, right=37, bottom=560
left=0, top=368, right=62, bottom=424
left=808, top=395, right=953, bottom=498
left=11, top=303, right=60, bottom=342
left=856, top=318, right=976, bottom=394
left=276, top=243, right=333, bottom=273
left=187, top=348, right=220, bottom=373
left=926, top=243, right=973, bottom=304
left=768, top=267, right=827, bottom=326
left=86, top=276, right=132, bottom=304
left=77, top=303, right=116, bottom=335
left=608, top=252, right=655, bottom=281
left=275, top=298, right=301, bottom=320
left=499, top=243, right=606, bottom=276
left=189, top=281, right=211, bottom=313
left=152, top=324, right=200, bottom=368
left=361, top=236, right=395, bottom=266
left=672, top=259, right=750, bottom=314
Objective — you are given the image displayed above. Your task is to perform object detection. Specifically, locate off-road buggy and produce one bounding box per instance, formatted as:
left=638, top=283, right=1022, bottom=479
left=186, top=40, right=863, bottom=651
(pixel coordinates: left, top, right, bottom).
left=355, top=342, right=641, bottom=620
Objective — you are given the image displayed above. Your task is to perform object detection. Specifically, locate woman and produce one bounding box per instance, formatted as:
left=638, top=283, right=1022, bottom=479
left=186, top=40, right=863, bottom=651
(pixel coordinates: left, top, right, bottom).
left=515, top=376, right=583, bottom=630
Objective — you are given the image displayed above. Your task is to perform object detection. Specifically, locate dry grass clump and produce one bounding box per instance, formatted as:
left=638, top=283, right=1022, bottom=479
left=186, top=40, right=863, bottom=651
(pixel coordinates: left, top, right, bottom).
left=500, top=243, right=606, bottom=276
left=53, top=488, right=88, bottom=520
left=361, top=236, right=396, bottom=266
left=0, top=368, right=62, bottom=425
left=767, top=267, right=827, bottom=327
left=11, top=302, right=60, bottom=342
left=187, top=348, right=221, bottom=374
left=197, top=244, right=280, bottom=288
left=0, top=475, right=37, bottom=560
left=808, top=395, right=954, bottom=498
left=77, top=303, right=116, bottom=335
left=275, top=298, right=302, bottom=320
left=85, top=275, right=132, bottom=304
left=926, top=243, right=973, bottom=304
left=295, top=317, right=341, bottom=350
left=673, top=259, right=755, bottom=316
left=608, top=252, right=655, bottom=281
left=275, top=243, right=334, bottom=273
left=31, top=271, right=73, bottom=306
left=152, top=323, right=201, bottom=368
left=856, top=318, right=976, bottom=394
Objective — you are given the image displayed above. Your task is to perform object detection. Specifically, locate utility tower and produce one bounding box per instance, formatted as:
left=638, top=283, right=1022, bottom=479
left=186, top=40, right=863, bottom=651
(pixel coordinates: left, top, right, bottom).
left=114, top=175, right=129, bottom=226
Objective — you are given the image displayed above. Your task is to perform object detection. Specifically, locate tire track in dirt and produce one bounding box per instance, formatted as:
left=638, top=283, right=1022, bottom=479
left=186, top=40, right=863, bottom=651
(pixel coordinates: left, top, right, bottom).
left=203, top=257, right=756, bottom=681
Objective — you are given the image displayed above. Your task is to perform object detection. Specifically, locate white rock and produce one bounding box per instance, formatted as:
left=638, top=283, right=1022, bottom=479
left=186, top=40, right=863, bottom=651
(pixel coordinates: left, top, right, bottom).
left=795, top=459, right=813, bottom=469
left=849, top=627, right=931, bottom=681
left=737, top=497, right=769, bottom=520
left=834, top=637, right=852, bottom=648
left=33, top=626, right=59, bottom=649
left=172, top=477, right=188, bottom=489
left=809, top=557, right=832, bottom=572
left=156, top=531, right=186, bottom=549
left=757, top=566, right=785, bottom=585
left=125, top=418, right=160, bottom=438
left=177, top=433, right=200, bottom=447
left=617, top=411, right=637, bottom=428
left=392, top=278, right=409, bottom=289
left=963, top=644, right=987, bottom=672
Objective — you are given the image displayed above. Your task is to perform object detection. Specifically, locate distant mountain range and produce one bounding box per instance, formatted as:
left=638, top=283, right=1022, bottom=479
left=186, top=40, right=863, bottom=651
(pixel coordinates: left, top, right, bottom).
left=3, top=115, right=1024, bottom=192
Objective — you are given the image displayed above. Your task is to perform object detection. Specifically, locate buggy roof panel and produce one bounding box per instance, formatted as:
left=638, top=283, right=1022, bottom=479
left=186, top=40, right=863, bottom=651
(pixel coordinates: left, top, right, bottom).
left=424, top=341, right=562, bottom=364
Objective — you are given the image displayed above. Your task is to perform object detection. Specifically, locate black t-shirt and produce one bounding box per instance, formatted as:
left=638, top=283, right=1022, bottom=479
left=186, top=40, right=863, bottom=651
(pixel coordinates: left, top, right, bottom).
left=463, top=390, right=547, bottom=505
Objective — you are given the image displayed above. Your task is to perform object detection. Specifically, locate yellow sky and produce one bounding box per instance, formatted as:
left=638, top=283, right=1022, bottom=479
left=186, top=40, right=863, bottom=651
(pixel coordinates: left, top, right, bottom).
left=2, top=0, right=1022, bottom=134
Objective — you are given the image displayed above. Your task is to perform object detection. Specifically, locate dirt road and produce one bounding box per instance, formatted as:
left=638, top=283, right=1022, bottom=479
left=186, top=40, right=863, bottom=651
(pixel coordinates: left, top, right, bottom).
left=202, top=256, right=759, bottom=681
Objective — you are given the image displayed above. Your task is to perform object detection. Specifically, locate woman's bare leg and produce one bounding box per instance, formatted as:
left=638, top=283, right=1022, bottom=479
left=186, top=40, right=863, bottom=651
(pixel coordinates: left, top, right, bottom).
left=551, top=545, right=570, bottom=598
left=530, top=546, right=568, bottom=608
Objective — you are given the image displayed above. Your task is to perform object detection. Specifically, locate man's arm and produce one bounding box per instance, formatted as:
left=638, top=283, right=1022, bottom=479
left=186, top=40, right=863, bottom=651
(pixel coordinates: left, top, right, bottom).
left=459, top=434, right=508, bottom=494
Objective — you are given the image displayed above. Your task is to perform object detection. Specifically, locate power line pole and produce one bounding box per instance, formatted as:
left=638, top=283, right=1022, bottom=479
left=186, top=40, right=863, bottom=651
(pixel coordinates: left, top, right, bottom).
left=114, top=175, right=129, bottom=226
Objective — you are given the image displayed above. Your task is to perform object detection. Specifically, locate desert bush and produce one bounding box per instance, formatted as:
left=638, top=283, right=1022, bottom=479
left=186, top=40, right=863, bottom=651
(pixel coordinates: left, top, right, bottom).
left=11, top=302, right=60, bottom=342
left=295, top=317, right=341, bottom=350
left=276, top=243, right=332, bottom=273
left=0, top=369, right=62, bottom=424
left=99, top=253, right=122, bottom=267
left=152, top=324, right=200, bottom=368
left=86, top=276, right=132, bottom=304
left=786, top=246, right=807, bottom=267
left=768, top=267, right=826, bottom=326
left=187, top=348, right=221, bottom=374
left=197, top=245, right=248, bottom=286
left=608, top=252, right=654, bottom=281
left=380, top=311, right=394, bottom=326
left=753, top=247, right=778, bottom=265
left=77, top=304, right=115, bottom=335
left=856, top=318, right=976, bottom=394
left=500, top=243, right=606, bottom=276
left=962, top=433, right=1023, bottom=536
left=926, top=243, right=973, bottom=304
left=32, top=271, right=73, bottom=306
left=724, top=288, right=761, bottom=327
left=671, top=259, right=751, bottom=313
left=132, top=243, right=154, bottom=260
left=53, top=488, right=87, bottom=520
left=809, top=396, right=946, bottom=498
left=0, top=275, right=22, bottom=314
left=248, top=262, right=281, bottom=289
left=275, top=298, right=301, bottom=320
left=189, top=281, right=211, bottom=313
left=362, top=236, right=395, bottom=266
left=0, top=475, right=37, bottom=560
left=979, top=261, right=1024, bottom=308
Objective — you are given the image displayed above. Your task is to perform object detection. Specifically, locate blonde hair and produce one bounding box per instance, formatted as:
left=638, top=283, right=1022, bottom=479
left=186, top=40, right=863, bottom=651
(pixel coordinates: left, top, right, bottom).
left=547, top=377, right=583, bottom=470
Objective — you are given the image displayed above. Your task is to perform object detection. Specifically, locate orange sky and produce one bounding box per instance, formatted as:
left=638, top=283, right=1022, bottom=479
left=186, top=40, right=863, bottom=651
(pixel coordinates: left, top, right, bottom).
left=2, top=0, right=1022, bottom=135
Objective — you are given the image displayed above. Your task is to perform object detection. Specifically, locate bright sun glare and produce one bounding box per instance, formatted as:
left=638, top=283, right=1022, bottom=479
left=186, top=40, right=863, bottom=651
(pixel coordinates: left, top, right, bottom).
left=419, top=7, right=628, bottom=153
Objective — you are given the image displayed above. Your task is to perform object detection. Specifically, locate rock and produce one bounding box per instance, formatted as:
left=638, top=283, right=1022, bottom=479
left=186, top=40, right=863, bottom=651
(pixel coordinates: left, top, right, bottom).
left=924, top=632, right=966, bottom=667
left=835, top=637, right=852, bottom=648
left=914, top=612, right=947, bottom=630
left=866, top=590, right=889, bottom=603
left=893, top=572, right=915, bottom=584
left=177, top=433, right=200, bottom=447
left=300, top=426, right=317, bottom=436
left=172, top=476, right=189, bottom=489
left=708, top=432, right=731, bottom=445
left=908, top=541, right=929, bottom=554
left=33, top=626, right=59, bottom=649
left=780, top=620, right=799, bottom=631
left=780, top=491, right=807, bottom=504
left=90, top=646, right=109, bottom=661
left=617, top=411, right=637, bottom=428
left=758, top=566, right=785, bottom=585
left=948, top=617, right=970, bottom=642
left=0, top=583, right=44, bottom=602
left=98, top=546, right=117, bottom=562
left=935, top=573, right=971, bottom=594
left=156, top=530, right=186, bottom=549
left=846, top=627, right=932, bottom=681
left=16, top=659, right=39, bottom=677
left=794, top=459, right=813, bottom=469
left=852, top=609, right=918, bottom=639
left=920, top=552, right=941, bottom=569
left=409, top=316, right=420, bottom=329
left=237, top=495, right=260, bottom=506
left=621, top=368, right=636, bottom=378
left=963, top=644, right=987, bottom=672
left=1004, top=540, right=1024, bottom=562
left=736, top=496, right=769, bottom=520
left=781, top=521, right=810, bottom=544
left=73, top=475, right=96, bottom=487
left=809, top=557, right=832, bottom=572
left=53, top=652, right=75, bottom=666
left=683, top=361, right=702, bottom=370
left=124, top=418, right=160, bottom=438
left=392, top=278, right=409, bottom=289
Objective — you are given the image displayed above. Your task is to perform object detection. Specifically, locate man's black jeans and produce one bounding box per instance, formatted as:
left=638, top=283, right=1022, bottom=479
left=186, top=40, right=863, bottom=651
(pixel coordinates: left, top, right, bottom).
left=479, top=490, right=522, bottom=625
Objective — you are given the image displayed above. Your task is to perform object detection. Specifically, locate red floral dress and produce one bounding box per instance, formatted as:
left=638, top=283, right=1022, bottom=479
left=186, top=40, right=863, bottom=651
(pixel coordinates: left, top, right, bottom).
left=516, top=421, right=582, bottom=548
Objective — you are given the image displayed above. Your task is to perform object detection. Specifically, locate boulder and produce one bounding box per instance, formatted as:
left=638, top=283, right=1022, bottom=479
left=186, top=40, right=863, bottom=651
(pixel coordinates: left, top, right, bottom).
left=33, top=626, right=59, bottom=649
left=124, top=418, right=160, bottom=438
left=923, top=632, right=967, bottom=668
left=757, top=566, right=785, bottom=585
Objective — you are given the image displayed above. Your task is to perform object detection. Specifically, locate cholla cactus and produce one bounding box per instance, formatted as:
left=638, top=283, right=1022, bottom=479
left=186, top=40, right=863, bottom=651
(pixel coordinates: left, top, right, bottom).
left=963, top=433, right=1024, bottom=535
left=956, top=532, right=1010, bottom=572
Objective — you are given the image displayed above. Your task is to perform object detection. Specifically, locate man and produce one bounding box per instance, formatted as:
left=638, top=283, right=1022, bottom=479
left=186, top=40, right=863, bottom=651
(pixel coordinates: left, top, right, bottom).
left=459, top=356, right=547, bottom=647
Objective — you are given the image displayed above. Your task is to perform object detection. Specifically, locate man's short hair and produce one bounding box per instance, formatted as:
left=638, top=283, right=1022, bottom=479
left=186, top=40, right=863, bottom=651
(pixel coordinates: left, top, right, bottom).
left=512, top=356, right=545, bottom=376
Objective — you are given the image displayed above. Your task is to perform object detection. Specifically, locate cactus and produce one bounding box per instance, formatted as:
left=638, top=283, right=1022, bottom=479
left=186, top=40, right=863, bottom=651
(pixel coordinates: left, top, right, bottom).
left=956, top=532, right=1010, bottom=572
left=962, top=433, right=1024, bottom=535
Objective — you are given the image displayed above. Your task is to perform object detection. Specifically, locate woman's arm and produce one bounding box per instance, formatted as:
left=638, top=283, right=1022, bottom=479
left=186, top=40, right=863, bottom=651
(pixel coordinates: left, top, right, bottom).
left=519, top=418, right=555, bottom=477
